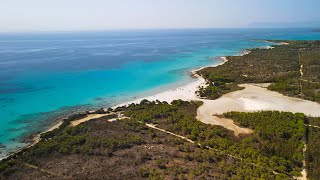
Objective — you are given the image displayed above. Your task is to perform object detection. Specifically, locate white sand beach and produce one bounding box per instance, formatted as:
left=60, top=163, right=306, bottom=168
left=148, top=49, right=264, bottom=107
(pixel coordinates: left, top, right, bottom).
left=114, top=55, right=320, bottom=136
left=115, top=56, right=228, bottom=108
left=5, top=45, right=318, bottom=160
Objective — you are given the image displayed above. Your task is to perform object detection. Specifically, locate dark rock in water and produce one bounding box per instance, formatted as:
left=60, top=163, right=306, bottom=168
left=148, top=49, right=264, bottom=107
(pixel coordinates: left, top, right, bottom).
left=8, top=128, right=21, bottom=132
left=21, top=133, right=38, bottom=144
left=10, top=138, right=18, bottom=142
left=94, top=97, right=104, bottom=101
left=0, top=143, right=6, bottom=149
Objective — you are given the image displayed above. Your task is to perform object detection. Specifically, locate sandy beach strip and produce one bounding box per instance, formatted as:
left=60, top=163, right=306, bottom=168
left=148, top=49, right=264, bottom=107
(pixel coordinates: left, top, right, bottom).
left=112, top=56, right=253, bottom=135
left=10, top=45, right=319, bottom=158
left=3, top=42, right=318, bottom=160
left=113, top=52, right=320, bottom=136
left=114, top=56, right=228, bottom=108
left=115, top=78, right=320, bottom=135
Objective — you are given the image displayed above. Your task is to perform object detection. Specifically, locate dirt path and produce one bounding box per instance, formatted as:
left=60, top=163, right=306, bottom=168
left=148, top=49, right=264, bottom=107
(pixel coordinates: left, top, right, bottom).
left=145, top=123, right=245, bottom=161
left=297, top=143, right=307, bottom=180
left=23, top=163, right=72, bottom=179
left=145, top=123, right=288, bottom=177
left=299, top=53, right=304, bottom=96
left=299, top=53, right=304, bottom=77
left=70, top=112, right=122, bottom=127
left=145, top=123, right=195, bottom=143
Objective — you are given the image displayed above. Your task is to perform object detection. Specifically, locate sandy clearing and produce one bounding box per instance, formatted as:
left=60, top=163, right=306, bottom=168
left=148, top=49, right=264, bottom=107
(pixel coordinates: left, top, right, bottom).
left=114, top=54, right=320, bottom=136
left=70, top=114, right=108, bottom=127
left=216, top=84, right=320, bottom=117
left=115, top=81, right=320, bottom=136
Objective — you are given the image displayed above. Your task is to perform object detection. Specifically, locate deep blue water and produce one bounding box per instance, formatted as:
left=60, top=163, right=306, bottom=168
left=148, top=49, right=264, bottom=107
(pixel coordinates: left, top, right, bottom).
left=0, top=28, right=320, bottom=158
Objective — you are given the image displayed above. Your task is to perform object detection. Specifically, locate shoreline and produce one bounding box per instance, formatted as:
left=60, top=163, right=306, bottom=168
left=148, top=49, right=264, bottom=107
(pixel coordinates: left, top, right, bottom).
left=0, top=55, right=228, bottom=162
left=0, top=41, right=305, bottom=161
left=114, top=56, right=228, bottom=108
left=0, top=120, right=63, bottom=161
left=113, top=47, right=252, bottom=109
left=0, top=45, right=261, bottom=161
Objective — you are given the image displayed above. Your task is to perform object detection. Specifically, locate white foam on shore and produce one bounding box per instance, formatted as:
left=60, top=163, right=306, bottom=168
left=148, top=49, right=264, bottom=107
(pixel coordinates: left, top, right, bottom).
left=114, top=49, right=255, bottom=109
left=115, top=78, right=205, bottom=107
left=114, top=56, right=228, bottom=108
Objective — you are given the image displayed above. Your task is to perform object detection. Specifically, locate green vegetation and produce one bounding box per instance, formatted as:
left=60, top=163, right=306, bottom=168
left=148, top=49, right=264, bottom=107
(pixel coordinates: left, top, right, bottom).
left=196, top=74, right=243, bottom=99
left=1, top=40, right=320, bottom=179
left=306, top=126, right=320, bottom=179
left=0, top=117, right=147, bottom=179
left=307, top=117, right=320, bottom=127
left=125, top=101, right=307, bottom=178
left=31, top=124, right=142, bottom=157
left=197, top=41, right=320, bottom=103
left=40, top=113, right=88, bottom=140
left=224, top=111, right=306, bottom=169
left=1, top=100, right=310, bottom=179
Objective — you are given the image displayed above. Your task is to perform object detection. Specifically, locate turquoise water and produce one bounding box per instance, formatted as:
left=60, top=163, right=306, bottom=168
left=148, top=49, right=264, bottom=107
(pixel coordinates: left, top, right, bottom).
left=0, top=28, right=320, bottom=158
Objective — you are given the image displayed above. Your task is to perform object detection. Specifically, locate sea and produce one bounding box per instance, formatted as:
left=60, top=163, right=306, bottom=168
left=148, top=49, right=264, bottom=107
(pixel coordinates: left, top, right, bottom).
left=0, top=28, right=320, bottom=158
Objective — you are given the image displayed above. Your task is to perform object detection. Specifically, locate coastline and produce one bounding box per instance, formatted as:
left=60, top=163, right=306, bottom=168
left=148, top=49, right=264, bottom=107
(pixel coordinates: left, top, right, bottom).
left=0, top=46, right=259, bottom=161
left=3, top=41, right=315, bottom=162
left=0, top=55, right=228, bottom=162
left=114, top=56, right=228, bottom=108
left=0, top=120, right=63, bottom=161
left=112, top=48, right=252, bottom=110
left=112, top=42, right=320, bottom=136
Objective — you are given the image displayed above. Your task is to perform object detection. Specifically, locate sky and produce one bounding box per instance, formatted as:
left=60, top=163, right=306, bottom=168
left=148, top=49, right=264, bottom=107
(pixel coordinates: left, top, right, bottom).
left=0, top=0, right=319, bottom=32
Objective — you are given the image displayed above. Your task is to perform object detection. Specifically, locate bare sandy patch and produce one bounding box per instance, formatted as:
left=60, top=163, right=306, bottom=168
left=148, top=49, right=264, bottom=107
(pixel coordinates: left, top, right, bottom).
left=113, top=54, right=320, bottom=136
left=70, top=114, right=107, bottom=127
left=116, top=81, right=320, bottom=136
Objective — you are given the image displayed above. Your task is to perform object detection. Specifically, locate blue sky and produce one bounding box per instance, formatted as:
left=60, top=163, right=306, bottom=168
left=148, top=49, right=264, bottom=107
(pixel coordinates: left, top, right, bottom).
left=0, top=0, right=319, bottom=32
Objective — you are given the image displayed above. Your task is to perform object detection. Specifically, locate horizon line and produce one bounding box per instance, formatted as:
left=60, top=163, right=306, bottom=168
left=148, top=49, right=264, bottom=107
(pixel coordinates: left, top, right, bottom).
left=0, top=27, right=318, bottom=34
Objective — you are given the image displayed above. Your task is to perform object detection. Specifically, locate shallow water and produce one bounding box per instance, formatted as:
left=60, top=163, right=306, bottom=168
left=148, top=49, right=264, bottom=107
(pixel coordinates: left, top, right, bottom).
left=0, top=28, right=319, bottom=158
